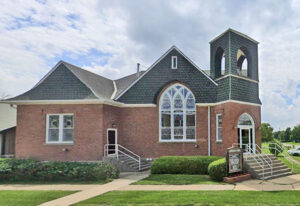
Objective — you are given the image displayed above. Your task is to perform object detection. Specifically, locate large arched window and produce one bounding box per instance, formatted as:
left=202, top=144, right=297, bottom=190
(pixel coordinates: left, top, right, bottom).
left=159, top=83, right=196, bottom=142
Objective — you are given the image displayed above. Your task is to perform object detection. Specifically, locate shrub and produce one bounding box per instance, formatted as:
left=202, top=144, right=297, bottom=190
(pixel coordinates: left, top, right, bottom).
left=0, top=158, right=119, bottom=182
left=208, top=158, right=226, bottom=182
left=151, top=156, right=222, bottom=175
left=269, top=140, right=284, bottom=156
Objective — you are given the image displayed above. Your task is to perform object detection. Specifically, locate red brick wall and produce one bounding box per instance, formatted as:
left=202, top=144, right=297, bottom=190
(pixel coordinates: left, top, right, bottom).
left=16, top=104, right=104, bottom=161
left=15, top=102, right=261, bottom=161
left=210, top=102, right=261, bottom=156
left=117, top=106, right=208, bottom=158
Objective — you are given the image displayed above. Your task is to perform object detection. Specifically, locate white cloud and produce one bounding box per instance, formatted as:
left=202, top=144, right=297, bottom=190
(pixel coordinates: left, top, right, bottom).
left=0, top=0, right=299, bottom=130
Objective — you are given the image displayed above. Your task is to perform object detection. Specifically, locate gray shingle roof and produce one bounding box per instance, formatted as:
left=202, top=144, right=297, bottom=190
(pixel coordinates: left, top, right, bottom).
left=6, top=62, right=99, bottom=101
left=62, top=61, right=114, bottom=99
left=114, top=71, right=145, bottom=98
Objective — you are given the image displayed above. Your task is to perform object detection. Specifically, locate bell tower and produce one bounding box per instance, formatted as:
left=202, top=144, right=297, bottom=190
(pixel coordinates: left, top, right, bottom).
left=210, top=28, right=261, bottom=104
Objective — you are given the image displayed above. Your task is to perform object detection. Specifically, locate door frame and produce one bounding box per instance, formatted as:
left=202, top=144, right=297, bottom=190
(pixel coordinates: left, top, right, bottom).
left=237, top=113, right=256, bottom=154
left=238, top=127, right=252, bottom=154
left=106, top=128, right=118, bottom=155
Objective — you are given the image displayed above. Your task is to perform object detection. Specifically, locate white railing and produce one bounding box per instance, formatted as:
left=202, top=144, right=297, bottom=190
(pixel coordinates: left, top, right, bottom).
left=232, top=143, right=273, bottom=179
left=104, top=144, right=141, bottom=170
left=264, top=142, right=295, bottom=173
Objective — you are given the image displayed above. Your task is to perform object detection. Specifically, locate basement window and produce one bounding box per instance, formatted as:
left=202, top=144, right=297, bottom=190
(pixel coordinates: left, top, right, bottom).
left=216, top=114, right=222, bottom=142
left=46, top=114, right=74, bottom=144
left=171, top=56, right=177, bottom=69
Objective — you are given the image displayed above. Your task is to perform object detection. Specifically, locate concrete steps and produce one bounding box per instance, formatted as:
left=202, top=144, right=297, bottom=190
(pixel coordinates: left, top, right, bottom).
left=244, top=154, right=292, bottom=180
left=118, top=154, right=152, bottom=172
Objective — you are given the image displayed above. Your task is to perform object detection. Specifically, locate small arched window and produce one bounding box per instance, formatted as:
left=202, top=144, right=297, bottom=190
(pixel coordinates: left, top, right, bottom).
left=215, top=47, right=225, bottom=78
left=237, top=48, right=249, bottom=77
left=159, top=83, right=196, bottom=142
left=238, top=113, right=253, bottom=126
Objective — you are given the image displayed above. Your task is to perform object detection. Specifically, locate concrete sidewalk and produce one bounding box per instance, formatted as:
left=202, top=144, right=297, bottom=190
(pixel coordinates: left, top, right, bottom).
left=0, top=173, right=299, bottom=206
left=119, top=174, right=300, bottom=192
left=38, top=172, right=149, bottom=206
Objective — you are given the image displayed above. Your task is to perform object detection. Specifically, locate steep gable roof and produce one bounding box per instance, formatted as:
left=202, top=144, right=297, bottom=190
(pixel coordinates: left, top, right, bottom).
left=62, top=61, right=114, bottom=99
left=3, top=46, right=219, bottom=104
left=5, top=61, right=114, bottom=101
left=115, top=45, right=217, bottom=100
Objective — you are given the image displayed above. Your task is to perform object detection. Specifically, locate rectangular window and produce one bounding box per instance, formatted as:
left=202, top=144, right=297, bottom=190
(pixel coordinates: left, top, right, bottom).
left=171, top=56, right=177, bottom=69
left=161, top=111, right=171, bottom=140
left=186, top=111, right=195, bottom=140
left=46, top=114, right=74, bottom=144
left=216, top=114, right=222, bottom=142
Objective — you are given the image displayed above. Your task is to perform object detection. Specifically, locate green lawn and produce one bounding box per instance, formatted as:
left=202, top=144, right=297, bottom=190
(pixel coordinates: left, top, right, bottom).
left=285, top=142, right=300, bottom=145
left=132, top=174, right=224, bottom=185
left=0, top=190, right=75, bottom=206
left=0, top=179, right=111, bottom=185
left=74, top=190, right=300, bottom=206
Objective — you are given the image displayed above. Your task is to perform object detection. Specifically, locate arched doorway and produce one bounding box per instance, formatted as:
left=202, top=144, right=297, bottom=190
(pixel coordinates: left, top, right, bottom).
left=237, top=113, right=255, bottom=153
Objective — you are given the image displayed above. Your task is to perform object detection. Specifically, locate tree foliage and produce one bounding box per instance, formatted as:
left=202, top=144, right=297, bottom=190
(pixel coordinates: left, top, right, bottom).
left=291, top=125, right=300, bottom=142
left=261, top=123, right=274, bottom=142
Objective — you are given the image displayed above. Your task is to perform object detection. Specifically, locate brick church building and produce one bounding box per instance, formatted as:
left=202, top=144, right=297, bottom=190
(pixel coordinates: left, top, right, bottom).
left=3, top=29, right=261, bottom=161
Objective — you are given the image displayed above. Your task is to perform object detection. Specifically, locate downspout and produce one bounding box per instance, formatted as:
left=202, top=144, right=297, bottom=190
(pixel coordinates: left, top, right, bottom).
left=208, top=106, right=211, bottom=156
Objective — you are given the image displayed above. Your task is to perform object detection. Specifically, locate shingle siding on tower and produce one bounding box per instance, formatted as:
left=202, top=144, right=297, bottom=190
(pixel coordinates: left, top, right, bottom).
left=231, top=76, right=261, bottom=104
left=117, top=48, right=217, bottom=104
left=229, top=31, right=259, bottom=80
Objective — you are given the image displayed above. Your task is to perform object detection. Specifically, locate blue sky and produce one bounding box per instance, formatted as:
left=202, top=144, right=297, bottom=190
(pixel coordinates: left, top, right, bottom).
left=0, top=0, right=299, bottom=130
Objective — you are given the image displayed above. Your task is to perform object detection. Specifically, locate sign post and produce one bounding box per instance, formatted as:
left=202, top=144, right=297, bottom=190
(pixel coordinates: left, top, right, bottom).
left=224, top=146, right=251, bottom=183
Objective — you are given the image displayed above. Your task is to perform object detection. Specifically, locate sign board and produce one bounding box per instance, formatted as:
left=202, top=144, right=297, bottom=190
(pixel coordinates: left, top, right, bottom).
left=226, top=147, right=243, bottom=174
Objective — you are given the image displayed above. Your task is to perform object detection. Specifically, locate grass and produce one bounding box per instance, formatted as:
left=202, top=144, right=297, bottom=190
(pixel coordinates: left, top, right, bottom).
left=0, top=190, right=75, bottom=206
left=262, top=142, right=300, bottom=174
left=0, top=179, right=112, bottom=185
left=74, top=190, right=300, bottom=206
left=285, top=141, right=300, bottom=145
left=132, top=174, right=225, bottom=185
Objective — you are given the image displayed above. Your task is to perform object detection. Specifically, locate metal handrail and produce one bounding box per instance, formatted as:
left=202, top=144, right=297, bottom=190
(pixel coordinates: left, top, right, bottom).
left=265, top=143, right=295, bottom=172
left=232, top=143, right=273, bottom=179
left=104, top=144, right=141, bottom=170
left=254, top=144, right=274, bottom=166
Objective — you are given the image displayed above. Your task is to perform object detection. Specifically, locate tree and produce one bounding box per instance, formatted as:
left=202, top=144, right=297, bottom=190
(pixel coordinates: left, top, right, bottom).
left=291, top=125, right=300, bottom=142
left=261, top=123, right=274, bottom=142
left=273, top=130, right=281, bottom=140
left=278, top=131, right=285, bottom=142
left=283, top=127, right=292, bottom=142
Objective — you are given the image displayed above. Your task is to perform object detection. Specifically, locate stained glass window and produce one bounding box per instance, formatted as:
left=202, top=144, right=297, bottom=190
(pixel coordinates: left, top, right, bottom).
left=160, top=84, right=196, bottom=142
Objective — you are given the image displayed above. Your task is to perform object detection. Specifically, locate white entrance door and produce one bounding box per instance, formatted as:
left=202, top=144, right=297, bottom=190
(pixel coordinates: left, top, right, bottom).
left=107, top=129, right=117, bottom=155
left=238, top=127, right=253, bottom=153
left=237, top=113, right=255, bottom=154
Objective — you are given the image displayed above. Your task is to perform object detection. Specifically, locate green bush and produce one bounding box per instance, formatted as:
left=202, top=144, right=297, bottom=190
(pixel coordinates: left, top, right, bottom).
left=269, top=140, right=284, bottom=156
left=151, top=156, right=223, bottom=175
left=208, top=158, right=226, bottom=182
left=0, top=158, right=119, bottom=182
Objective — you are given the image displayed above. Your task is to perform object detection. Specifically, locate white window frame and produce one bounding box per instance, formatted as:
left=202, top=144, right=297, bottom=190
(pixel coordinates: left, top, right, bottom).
left=216, top=114, right=222, bottom=142
left=46, top=113, right=74, bottom=144
left=171, top=56, right=177, bottom=69
left=159, top=83, right=196, bottom=142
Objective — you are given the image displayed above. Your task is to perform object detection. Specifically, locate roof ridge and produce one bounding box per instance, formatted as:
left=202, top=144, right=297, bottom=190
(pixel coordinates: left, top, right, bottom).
left=61, top=60, right=113, bottom=81
left=209, top=28, right=259, bottom=44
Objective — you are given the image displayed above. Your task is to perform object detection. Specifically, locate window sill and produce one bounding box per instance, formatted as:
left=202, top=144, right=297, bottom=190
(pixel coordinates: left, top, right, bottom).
left=159, top=140, right=197, bottom=143
left=216, top=141, right=223, bottom=144
left=44, top=142, right=74, bottom=146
